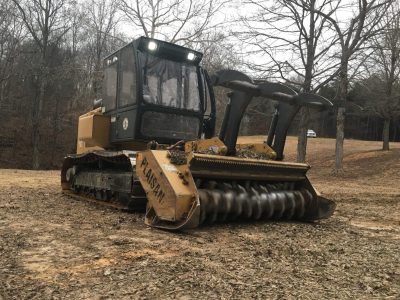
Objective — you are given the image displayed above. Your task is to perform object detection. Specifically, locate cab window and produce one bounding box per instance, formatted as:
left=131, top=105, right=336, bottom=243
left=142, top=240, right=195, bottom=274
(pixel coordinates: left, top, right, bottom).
left=103, top=55, right=118, bottom=111
left=142, top=54, right=201, bottom=112
left=119, top=46, right=136, bottom=107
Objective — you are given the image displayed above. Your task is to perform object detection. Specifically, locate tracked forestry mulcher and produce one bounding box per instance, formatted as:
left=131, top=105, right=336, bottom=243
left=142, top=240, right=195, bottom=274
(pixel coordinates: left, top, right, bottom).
left=61, top=37, right=335, bottom=230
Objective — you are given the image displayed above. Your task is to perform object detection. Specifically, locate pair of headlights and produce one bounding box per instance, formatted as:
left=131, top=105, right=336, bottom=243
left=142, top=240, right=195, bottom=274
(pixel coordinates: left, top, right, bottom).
left=148, top=41, right=196, bottom=61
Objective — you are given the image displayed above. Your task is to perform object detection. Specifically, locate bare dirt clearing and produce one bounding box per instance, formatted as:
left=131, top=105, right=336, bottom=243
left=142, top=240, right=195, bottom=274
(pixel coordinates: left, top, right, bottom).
left=1, top=137, right=400, bottom=299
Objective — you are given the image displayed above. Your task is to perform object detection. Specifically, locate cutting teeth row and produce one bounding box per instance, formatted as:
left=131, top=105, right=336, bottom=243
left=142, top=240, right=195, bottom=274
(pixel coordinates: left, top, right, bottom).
left=197, top=182, right=318, bottom=224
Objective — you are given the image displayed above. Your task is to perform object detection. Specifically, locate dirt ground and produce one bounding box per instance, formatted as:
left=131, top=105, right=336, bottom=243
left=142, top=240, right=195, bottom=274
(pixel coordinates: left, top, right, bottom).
left=1, top=137, right=400, bottom=299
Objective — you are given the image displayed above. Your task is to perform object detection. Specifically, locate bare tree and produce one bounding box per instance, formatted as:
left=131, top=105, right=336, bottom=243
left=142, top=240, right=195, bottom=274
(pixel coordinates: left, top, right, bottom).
left=63, top=1, right=92, bottom=107
left=83, top=0, right=122, bottom=97
left=307, top=0, right=392, bottom=172
left=235, top=0, right=340, bottom=162
left=68, top=0, right=82, bottom=57
left=185, top=30, right=240, bottom=71
left=12, top=0, right=71, bottom=169
left=119, top=0, right=227, bottom=45
left=0, top=1, right=24, bottom=105
left=368, top=2, right=400, bottom=150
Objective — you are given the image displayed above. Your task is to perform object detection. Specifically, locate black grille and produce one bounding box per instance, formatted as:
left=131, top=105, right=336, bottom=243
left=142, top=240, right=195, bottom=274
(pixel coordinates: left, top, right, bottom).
left=141, top=111, right=200, bottom=140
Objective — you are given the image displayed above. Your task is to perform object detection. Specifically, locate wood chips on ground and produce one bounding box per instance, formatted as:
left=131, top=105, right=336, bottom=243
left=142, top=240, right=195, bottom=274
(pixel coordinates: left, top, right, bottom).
left=1, top=137, right=399, bottom=299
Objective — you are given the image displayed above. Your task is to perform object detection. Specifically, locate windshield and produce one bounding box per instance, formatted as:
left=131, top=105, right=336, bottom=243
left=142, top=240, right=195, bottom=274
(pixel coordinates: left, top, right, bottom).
left=141, top=54, right=201, bottom=111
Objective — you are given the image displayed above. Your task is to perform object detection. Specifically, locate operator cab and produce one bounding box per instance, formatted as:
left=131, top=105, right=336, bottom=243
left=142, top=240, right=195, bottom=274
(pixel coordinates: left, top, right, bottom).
left=102, top=37, right=215, bottom=146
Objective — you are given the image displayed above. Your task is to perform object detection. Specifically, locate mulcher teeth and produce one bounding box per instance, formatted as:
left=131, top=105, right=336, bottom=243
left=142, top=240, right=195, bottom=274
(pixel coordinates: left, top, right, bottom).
left=197, top=182, right=335, bottom=225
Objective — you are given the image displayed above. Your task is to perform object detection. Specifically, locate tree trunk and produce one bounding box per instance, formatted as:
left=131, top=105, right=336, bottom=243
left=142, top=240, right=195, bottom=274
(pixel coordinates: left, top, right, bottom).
left=374, top=118, right=379, bottom=141
left=335, top=106, right=345, bottom=171
left=32, top=66, right=46, bottom=169
left=334, top=56, right=349, bottom=173
left=93, top=60, right=102, bottom=98
left=32, top=123, right=41, bottom=169
left=319, top=112, right=325, bottom=136
left=297, top=107, right=309, bottom=163
left=51, top=93, right=61, bottom=166
left=382, top=118, right=390, bottom=151
left=296, top=0, right=315, bottom=163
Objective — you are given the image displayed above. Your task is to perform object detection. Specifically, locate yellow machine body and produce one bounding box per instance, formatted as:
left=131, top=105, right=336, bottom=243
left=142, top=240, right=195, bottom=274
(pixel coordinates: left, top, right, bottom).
left=137, top=150, right=201, bottom=230
left=76, top=109, right=110, bottom=154
left=135, top=139, right=335, bottom=230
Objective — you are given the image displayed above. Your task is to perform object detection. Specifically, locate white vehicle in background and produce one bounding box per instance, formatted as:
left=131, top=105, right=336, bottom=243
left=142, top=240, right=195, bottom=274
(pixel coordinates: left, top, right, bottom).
left=307, top=129, right=317, bottom=138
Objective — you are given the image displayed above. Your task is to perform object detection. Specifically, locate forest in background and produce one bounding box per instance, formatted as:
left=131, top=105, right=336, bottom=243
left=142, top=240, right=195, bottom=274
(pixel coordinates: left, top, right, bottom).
left=0, top=0, right=399, bottom=169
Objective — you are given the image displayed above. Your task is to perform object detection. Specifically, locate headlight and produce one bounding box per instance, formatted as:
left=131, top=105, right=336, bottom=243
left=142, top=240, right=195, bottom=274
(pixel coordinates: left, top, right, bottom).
left=148, top=41, right=158, bottom=51
left=187, top=52, right=195, bottom=61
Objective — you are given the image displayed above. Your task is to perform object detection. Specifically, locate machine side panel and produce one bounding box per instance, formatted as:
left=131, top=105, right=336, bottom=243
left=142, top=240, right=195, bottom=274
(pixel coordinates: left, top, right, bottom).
left=110, top=108, right=137, bottom=142
left=76, top=113, right=110, bottom=154
left=136, top=150, right=200, bottom=229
